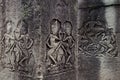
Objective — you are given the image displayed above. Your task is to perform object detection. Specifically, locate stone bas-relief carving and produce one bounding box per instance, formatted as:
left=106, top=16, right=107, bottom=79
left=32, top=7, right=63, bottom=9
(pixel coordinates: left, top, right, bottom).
left=14, top=20, right=35, bottom=75
left=46, top=19, right=64, bottom=66
left=0, top=20, right=35, bottom=80
left=46, top=19, right=75, bottom=74
left=1, top=21, right=15, bottom=70
left=0, top=0, right=120, bottom=80
left=62, top=21, right=74, bottom=65
left=79, top=20, right=118, bottom=57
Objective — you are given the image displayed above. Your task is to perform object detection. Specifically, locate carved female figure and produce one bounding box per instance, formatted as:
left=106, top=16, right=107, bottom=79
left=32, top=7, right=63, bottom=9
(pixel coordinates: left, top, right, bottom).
left=99, top=28, right=117, bottom=56
left=1, top=20, right=15, bottom=70
left=14, top=20, right=34, bottom=73
left=63, top=21, right=74, bottom=65
left=46, top=19, right=65, bottom=67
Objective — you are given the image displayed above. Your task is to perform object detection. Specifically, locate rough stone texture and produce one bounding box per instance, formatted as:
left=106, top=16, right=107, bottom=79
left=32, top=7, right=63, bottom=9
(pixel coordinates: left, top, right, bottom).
left=0, top=0, right=120, bottom=80
left=78, top=0, right=120, bottom=80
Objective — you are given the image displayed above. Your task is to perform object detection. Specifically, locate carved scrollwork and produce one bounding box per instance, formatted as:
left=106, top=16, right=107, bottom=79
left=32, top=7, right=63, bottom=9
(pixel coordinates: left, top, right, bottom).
left=79, top=20, right=118, bottom=57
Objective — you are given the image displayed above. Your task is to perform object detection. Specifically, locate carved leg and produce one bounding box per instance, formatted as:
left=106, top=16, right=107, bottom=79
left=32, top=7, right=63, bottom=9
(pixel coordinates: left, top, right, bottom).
left=19, top=57, right=28, bottom=67
left=66, top=49, right=72, bottom=64
left=49, top=55, right=57, bottom=65
left=18, top=51, right=28, bottom=67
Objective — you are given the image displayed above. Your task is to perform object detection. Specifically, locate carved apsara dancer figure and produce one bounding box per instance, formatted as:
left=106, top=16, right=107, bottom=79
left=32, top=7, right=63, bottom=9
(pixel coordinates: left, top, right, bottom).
left=0, top=20, right=18, bottom=80
left=62, top=21, right=74, bottom=65
left=99, top=28, right=117, bottom=57
left=46, top=19, right=65, bottom=67
left=1, top=20, right=15, bottom=70
left=14, top=20, right=34, bottom=73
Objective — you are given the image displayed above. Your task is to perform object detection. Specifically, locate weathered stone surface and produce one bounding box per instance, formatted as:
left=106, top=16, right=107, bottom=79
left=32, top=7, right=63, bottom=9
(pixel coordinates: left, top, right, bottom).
left=78, top=0, right=120, bottom=80
left=0, top=0, right=120, bottom=80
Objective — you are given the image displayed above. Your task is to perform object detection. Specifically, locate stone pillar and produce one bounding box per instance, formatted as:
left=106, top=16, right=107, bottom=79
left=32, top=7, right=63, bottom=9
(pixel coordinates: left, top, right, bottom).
left=41, top=0, right=77, bottom=80
left=0, top=0, right=5, bottom=70
left=78, top=0, right=120, bottom=80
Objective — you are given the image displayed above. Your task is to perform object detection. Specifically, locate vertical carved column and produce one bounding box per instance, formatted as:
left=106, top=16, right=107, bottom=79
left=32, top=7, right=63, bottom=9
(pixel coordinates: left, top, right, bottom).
left=42, top=0, right=77, bottom=80
left=0, top=0, right=6, bottom=70
left=99, top=1, right=119, bottom=80
left=0, top=0, right=5, bottom=58
left=78, top=0, right=119, bottom=80
left=0, top=0, right=2, bottom=59
left=0, top=0, right=23, bottom=80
